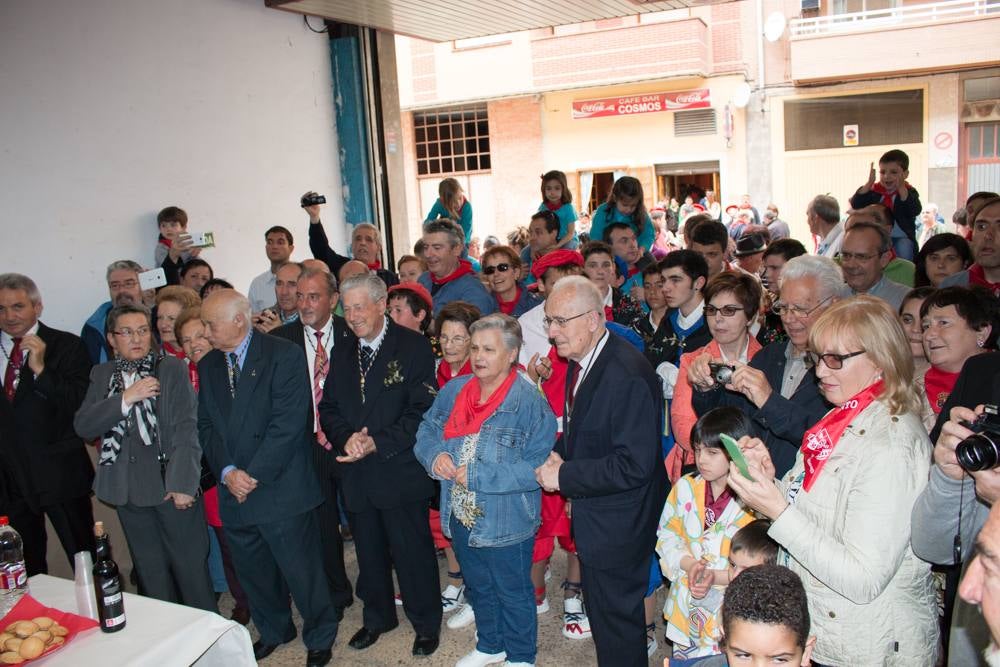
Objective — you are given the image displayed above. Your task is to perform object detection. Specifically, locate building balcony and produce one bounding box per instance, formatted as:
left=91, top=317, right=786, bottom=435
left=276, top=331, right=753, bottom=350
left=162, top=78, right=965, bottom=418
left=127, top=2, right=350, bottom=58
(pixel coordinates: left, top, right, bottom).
left=788, top=0, right=1000, bottom=83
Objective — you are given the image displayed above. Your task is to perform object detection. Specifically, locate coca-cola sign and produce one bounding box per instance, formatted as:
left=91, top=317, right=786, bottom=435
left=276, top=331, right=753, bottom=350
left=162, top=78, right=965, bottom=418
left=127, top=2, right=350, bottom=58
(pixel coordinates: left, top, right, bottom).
left=571, top=89, right=711, bottom=119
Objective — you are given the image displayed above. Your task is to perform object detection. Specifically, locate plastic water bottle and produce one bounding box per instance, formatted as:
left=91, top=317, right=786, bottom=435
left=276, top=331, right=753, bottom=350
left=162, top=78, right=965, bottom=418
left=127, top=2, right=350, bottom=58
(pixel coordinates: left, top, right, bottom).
left=0, top=516, right=28, bottom=616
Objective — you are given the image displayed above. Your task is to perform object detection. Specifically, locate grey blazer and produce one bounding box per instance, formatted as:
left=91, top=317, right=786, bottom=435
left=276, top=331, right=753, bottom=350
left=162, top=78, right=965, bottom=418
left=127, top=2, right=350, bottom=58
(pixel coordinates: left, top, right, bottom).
left=74, top=356, right=201, bottom=507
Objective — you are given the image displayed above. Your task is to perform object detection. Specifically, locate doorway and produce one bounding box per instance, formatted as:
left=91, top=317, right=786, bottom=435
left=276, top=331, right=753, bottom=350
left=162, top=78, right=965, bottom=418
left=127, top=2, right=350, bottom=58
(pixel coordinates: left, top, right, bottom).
left=654, top=161, right=721, bottom=208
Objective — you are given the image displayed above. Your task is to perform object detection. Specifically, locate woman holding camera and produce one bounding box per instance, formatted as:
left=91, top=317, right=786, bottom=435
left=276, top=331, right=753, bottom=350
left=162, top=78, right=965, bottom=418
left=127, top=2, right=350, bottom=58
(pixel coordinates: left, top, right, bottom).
left=728, top=296, right=938, bottom=666
left=915, top=286, right=998, bottom=432
left=74, top=304, right=216, bottom=612
left=668, top=272, right=762, bottom=482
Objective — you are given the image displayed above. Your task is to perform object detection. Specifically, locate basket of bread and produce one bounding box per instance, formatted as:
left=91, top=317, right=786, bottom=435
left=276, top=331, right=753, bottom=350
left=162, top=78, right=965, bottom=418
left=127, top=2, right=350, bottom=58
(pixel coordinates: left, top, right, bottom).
left=0, top=595, right=98, bottom=663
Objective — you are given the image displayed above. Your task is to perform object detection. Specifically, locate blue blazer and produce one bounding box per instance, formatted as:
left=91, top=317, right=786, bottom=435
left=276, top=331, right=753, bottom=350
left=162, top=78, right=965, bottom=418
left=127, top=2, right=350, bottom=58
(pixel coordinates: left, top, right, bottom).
left=554, top=333, right=666, bottom=570
left=197, top=332, right=322, bottom=527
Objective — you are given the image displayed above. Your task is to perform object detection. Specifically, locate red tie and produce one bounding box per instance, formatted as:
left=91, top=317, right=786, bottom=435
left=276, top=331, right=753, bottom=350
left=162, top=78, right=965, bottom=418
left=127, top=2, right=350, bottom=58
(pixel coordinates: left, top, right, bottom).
left=314, top=331, right=331, bottom=450
left=4, top=337, right=22, bottom=402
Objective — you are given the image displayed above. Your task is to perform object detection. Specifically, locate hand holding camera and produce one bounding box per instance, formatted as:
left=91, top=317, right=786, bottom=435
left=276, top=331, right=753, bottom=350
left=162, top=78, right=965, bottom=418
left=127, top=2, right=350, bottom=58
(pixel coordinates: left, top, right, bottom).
left=301, top=191, right=326, bottom=224
left=936, top=404, right=1000, bottom=504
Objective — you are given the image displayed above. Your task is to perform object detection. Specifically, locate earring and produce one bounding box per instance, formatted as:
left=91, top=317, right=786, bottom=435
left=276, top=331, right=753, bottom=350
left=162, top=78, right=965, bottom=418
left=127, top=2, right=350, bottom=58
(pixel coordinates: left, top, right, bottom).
left=978, top=338, right=986, bottom=348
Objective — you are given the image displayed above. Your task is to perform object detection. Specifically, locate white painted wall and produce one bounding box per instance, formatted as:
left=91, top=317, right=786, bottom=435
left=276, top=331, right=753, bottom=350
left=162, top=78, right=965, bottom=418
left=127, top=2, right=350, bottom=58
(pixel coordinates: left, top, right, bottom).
left=0, top=0, right=346, bottom=332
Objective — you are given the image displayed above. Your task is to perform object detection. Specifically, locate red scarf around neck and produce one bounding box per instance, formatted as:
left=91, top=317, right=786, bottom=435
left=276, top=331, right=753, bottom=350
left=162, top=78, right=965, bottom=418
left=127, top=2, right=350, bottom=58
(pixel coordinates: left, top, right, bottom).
left=969, top=264, right=1000, bottom=296
left=187, top=360, right=200, bottom=392
left=924, top=367, right=961, bottom=415
left=430, top=259, right=475, bottom=286
left=540, top=346, right=570, bottom=419
left=871, top=182, right=910, bottom=211
left=497, top=287, right=522, bottom=315
left=437, top=358, right=472, bottom=389
left=159, top=234, right=173, bottom=248
left=544, top=200, right=561, bottom=212
left=800, top=380, right=884, bottom=492
left=704, top=481, right=734, bottom=529
left=366, top=260, right=382, bottom=271
left=443, top=369, right=518, bottom=439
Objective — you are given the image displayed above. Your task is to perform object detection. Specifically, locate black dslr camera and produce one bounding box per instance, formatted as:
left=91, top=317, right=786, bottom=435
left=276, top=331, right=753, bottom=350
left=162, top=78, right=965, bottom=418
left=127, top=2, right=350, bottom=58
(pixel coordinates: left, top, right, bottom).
left=300, top=192, right=326, bottom=208
left=708, top=362, right=735, bottom=386
left=956, top=404, right=1000, bottom=472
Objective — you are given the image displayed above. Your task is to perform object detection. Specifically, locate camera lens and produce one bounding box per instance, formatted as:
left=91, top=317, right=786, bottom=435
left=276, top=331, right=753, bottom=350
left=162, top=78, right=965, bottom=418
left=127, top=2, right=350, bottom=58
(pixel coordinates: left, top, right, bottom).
left=713, top=365, right=734, bottom=385
left=956, top=432, right=1000, bottom=472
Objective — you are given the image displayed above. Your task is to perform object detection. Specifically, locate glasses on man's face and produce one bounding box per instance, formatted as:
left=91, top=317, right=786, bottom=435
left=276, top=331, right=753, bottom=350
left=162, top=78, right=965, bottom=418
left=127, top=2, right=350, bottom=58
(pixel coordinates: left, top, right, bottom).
left=483, top=263, right=511, bottom=276
left=837, top=250, right=882, bottom=263
left=808, top=349, right=865, bottom=370
left=703, top=304, right=743, bottom=318
left=543, top=310, right=593, bottom=329
left=109, top=280, right=138, bottom=291
left=773, top=294, right=834, bottom=319
left=112, top=327, right=151, bottom=340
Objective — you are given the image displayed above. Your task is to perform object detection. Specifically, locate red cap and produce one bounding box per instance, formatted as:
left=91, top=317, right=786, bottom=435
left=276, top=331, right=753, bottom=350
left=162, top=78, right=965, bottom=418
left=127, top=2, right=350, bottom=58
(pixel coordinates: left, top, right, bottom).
left=388, top=282, right=433, bottom=313
left=531, top=249, right=584, bottom=280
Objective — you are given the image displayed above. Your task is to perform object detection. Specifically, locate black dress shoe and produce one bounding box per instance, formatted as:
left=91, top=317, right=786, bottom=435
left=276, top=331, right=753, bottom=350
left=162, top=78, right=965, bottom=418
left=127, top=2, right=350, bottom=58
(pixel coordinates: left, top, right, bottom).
left=412, top=634, right=440, bottom=656
left=306, top=648, right=333, bottom=667
left=348, top=627, right=382, bottom=650
left=252, top=640, right=280, bottom=661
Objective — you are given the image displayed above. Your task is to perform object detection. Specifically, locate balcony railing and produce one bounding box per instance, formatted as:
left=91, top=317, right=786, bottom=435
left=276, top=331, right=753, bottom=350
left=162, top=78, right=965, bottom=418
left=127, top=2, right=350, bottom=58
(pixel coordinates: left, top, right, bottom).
left=790, top=0, right=1000, bottom=37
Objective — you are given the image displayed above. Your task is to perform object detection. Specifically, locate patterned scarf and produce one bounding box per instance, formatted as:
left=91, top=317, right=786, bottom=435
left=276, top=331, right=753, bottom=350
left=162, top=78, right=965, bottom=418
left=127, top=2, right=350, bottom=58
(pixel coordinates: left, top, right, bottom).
left=99, top=352, right=158, bottom=466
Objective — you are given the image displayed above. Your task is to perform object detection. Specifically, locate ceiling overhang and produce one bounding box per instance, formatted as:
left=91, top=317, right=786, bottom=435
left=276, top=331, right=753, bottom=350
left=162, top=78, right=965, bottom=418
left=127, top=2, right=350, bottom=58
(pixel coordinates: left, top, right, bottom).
left=266, top=0, right=722, bottom=42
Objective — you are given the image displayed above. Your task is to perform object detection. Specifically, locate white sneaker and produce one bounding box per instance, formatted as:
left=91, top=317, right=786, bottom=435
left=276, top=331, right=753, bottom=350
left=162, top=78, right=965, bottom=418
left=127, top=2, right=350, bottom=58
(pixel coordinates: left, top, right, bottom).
left=442, top=584, right=466, bottom=613
left=455, top=648, right=506, bottom=667
left=562, top=597, right=592, bottom=639
left=535, top=597, right=549, bottom=615
left=645, top=623, right=658, bottom=657
left=394, top=592, right=403, bottom=606
left=447, top=603, right=476, bottom=629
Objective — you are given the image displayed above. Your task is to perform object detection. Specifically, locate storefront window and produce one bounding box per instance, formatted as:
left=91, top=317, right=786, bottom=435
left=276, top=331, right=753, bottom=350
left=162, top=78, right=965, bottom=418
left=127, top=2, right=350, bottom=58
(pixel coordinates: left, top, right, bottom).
left=784, top=90, right=923, bottom=151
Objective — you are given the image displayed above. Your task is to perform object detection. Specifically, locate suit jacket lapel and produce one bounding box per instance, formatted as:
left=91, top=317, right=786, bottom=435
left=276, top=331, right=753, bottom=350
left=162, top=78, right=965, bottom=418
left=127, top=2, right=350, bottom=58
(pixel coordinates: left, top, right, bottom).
left=358, top=322, right=397, bottom=421
left=226, top=335, right=264, bottom=435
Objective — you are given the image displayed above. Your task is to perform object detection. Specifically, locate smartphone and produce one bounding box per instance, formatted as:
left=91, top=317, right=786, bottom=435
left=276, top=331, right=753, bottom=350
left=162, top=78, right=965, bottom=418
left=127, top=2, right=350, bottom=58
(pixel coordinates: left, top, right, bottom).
left=720, top=433, right=754, bottom=481
left=138, top=268, right=167, bottom=291
left=185, top=231, right=215, bottom=248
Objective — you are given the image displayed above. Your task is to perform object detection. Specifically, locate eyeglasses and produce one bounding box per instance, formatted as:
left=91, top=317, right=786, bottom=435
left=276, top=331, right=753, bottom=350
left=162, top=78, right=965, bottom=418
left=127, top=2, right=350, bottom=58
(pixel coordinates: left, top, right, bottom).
left=808, top=349, right=865, bottom=370
left=112, top=327, right=151, bottom=339
left=439, top=334, right=469, bottom=347
left=483, top=263, right=511, bottom=275
left=703, top=304, right=743, bottom=318
left=773, top=294, right=834, bottom=319
left=109, top=280, right=139, bottom=291
left=837, top=251, right=883, bottom=263
left=543, top=310, right=593, bottom=329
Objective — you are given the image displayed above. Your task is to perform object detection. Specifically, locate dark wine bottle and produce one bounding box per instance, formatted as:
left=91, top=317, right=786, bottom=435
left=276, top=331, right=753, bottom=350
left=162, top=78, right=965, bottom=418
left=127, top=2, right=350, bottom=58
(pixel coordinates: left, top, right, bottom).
left=92, top=522, right=126, bottom=633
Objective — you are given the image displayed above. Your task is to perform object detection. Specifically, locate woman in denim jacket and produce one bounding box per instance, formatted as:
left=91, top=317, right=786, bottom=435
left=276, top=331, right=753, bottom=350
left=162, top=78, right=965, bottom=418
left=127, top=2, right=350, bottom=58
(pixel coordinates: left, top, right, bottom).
left=415, top=313, right=556, bottom=667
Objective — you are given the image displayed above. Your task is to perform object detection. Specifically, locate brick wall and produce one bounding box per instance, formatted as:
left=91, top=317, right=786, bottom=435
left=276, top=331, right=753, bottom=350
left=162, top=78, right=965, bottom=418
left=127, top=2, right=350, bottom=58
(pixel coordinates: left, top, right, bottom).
left=487, top=97, right=545, bottom=237
left=531, top=20, right=709, bottom=88
left=411, top=39, right=437, bottom=104
left=710, top=3, right=745, bottom=75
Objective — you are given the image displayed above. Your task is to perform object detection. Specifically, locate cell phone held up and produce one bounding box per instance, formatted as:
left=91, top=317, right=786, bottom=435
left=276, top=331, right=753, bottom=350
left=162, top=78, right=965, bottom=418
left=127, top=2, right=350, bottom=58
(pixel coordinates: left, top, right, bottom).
left=301, top=193, right=326, bottom=208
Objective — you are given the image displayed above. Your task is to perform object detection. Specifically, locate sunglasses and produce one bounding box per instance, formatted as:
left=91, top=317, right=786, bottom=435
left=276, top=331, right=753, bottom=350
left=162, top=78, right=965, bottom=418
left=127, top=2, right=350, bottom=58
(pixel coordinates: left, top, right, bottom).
left=483, top=263, right=511, bottom=275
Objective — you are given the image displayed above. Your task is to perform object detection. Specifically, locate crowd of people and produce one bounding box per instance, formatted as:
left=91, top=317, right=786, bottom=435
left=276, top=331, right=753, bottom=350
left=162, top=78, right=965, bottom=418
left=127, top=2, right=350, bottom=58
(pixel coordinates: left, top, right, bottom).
left=3, top=148, right=1000, bottom=667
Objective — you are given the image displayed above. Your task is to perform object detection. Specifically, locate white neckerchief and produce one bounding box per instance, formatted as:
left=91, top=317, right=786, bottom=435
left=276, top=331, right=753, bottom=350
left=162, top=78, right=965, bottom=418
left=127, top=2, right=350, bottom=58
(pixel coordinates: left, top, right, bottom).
left=360, top=316, right=389, bottom=353
left=676, top=300, right=705, bottom=330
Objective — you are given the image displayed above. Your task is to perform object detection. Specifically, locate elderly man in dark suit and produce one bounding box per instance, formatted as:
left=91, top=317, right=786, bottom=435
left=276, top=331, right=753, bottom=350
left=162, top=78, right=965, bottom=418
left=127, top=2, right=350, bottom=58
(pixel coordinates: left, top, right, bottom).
left=0, top=273, right=95, bottom=576
left=198, top=289, right=338, bottom=667
left=270, top=266, right=354, bottom=618
left=535, top=275, right=666, bottom=666
left=318, top=273, right=441, bottom=657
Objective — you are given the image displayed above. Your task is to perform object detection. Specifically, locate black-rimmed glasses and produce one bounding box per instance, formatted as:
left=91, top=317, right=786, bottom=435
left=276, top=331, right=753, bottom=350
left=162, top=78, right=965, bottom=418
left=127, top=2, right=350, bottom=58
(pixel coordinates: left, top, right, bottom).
left=483, top=263, right=511, bottom=275
left=808, top=349, right=865, bottom=370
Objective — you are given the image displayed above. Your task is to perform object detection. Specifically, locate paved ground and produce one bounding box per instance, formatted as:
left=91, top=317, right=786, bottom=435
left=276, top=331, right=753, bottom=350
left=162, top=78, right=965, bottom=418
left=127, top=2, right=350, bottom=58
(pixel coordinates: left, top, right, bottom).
left=48, top=502, right=672, bottom=666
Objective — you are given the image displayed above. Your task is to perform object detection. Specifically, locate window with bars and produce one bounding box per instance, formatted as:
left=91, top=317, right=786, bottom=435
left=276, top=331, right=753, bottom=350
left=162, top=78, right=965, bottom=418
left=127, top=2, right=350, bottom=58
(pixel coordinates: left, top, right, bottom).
left=414, top=104, right=491, bottom=176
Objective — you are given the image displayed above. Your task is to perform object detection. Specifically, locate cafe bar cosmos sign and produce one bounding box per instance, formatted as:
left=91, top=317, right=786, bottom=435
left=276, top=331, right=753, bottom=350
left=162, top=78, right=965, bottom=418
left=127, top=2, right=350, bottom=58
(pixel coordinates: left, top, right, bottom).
left=571, top=89, right=711, bottom=120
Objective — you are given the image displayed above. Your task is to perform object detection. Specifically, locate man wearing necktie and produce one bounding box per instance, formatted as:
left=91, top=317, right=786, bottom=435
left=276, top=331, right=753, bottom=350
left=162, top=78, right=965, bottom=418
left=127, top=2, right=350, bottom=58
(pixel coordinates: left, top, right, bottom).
left=319, top=273, right=441, bottom=657
left=198, top=289, right=338, bottom=667
left=535, top=276, right=665, bottom=666
left=0, top=273, right=95, bottom=576
left=271, top=266, right=354, bottom=619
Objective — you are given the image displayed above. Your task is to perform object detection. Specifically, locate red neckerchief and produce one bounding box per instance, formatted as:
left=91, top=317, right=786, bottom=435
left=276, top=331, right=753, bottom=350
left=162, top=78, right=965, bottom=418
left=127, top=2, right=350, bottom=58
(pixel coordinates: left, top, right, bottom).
left=443, top=369, right=519, bottom=439
left=162, top=341, right=186, bottom=361
left=437, top=359, right=472, bottom=389
left=872, top=182, right=910, bottom=211
left=969, top=264, right=1000, bottom=296
left=497, top=287, right=522, bottom=315
left=603, top=305, right=614, bottom=321
left=430, top=260, right=475, bottom=286
left=544, top=200, right=561, bottom=212
left=704, top=481, right=734, bottom=529
left=366, top=260, right=382, bottom=271
left=627, top=266, right=640, bottom=277
left=187, top=361, right=200, bottom=393
left=800, top=380, right=884, bottom=492
left=159, top=234, right=173, bottom=248
left=541, top=347, right=570, bottom=418
left=924, top=367, right=960, bottom=415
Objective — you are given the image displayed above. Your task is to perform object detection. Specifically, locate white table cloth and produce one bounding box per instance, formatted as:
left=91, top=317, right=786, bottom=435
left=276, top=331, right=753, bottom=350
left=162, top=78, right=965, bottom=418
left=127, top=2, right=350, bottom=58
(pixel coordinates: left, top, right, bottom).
left=28, top=574, right=255, bottom=666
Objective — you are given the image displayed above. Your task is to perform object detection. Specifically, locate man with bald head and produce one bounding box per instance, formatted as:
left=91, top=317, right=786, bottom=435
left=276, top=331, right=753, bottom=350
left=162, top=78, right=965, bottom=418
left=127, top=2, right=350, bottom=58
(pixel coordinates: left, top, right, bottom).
left=197, top=289, right=338, bottom=666
left=535, top=276, right=665, bottom=665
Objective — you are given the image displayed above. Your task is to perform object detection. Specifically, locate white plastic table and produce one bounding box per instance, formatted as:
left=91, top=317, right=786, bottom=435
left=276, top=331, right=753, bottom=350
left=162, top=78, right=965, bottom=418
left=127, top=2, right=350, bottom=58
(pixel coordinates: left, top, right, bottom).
left=27, top=574, right=255, bottom=666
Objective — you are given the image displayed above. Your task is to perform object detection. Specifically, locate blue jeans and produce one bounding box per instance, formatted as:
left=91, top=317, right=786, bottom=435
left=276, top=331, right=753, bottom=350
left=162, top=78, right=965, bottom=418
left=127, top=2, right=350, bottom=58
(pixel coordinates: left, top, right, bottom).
left=450, top=517, right=536, bottom=663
